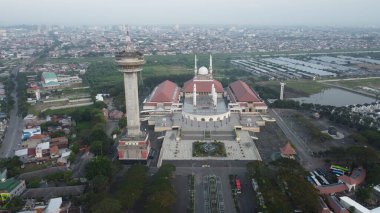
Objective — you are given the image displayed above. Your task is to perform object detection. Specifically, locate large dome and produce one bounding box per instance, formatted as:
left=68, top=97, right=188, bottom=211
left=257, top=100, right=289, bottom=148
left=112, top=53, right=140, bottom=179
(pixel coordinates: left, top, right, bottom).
left=198, top=66, right=209, bottom=75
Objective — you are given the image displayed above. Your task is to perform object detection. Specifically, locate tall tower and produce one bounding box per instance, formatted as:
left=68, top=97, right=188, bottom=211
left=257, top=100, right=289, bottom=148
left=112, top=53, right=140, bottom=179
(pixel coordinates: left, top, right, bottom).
left=280, top=82, right=285, bottom=100
left=115, top=30, right=145, bottom=136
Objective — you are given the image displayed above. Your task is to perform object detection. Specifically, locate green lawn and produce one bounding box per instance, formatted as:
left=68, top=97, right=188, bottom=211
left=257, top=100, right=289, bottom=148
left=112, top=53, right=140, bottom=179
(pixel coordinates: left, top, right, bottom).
left=258, top=80, right=330, bottom=95
left=329, top=78, right=380, bottom=90
left=142, top=65, right=190, bottom=78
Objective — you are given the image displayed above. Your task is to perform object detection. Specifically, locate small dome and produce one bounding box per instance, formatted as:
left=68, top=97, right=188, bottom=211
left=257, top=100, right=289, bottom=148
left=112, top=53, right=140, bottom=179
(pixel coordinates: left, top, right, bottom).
left=198, top=66, right=209, bottom=75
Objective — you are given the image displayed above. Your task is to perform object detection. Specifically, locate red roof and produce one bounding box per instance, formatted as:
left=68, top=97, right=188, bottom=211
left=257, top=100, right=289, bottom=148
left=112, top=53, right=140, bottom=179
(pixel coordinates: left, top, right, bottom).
left=50, top=145, right=59, bottom=155
left=280, top=143, right=296, bottom=155
left=317, top=183, right=348, bottom=195
left=29, top=134, right=48, bottom=140
left=183, top=79, right=224, bottom=93
left=229, top=80, right=260, bottom=102
left=149, top=80, right=179, bottom=103
left=326, top=196, right=349, bottom=213
left=338, top=167, right=366, bottom=186
left=27, top=148, right=36, bottom=157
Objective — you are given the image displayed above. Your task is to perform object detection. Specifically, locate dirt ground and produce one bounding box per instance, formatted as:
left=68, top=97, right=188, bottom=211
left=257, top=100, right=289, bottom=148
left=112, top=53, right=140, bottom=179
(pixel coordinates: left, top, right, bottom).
left=255, top=122, right=290, bottom=163
left=275, top=109, right=358, bottom=153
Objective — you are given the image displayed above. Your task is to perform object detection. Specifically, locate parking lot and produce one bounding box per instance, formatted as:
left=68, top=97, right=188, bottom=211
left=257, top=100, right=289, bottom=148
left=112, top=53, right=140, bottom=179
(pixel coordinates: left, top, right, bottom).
left=173, top=167, right=256, bottom=213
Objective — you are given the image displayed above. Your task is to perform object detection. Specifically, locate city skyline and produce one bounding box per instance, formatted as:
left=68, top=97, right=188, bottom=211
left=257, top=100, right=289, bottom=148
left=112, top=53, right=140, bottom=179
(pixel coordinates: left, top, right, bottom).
left=1, top=0, right=380, bottom=27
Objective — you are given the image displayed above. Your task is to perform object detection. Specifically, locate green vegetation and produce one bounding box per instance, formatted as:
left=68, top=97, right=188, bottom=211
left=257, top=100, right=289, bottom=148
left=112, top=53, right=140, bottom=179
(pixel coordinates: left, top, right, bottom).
left=43, top=102, right=112, bottom=157
left=355, top=186, right=372, bottom=203
left=328, top=78, right=380, bottom=91
left=293, top=114, right=332, bottom=142
left=192, top=141, right=227, bottom=157
left=247, top=159, right=319, bottom=212
left=85, top=156, right=113, bottom=181
left=118, top=117, right=127, bottom=129
left=256, top=80, right=329, bottom=99
left=0, top=157, right=22, bottom=177
left=16, top=72, right=33, bottom=117
left=116, top=165, right=149, bottom=210
left=144, top=164, right=176, bottom=213
left=86, top=164, right=176, bottom=213
left=90, top=198, right=122, bottom=213
left=324, top=146, right=380, bottom=185
left=286, top=80, right=329, bottom=95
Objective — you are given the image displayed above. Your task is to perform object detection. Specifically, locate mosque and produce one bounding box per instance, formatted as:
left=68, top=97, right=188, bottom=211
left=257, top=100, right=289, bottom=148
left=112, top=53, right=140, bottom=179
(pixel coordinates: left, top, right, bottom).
left=140, top=54, right=274, bottom=165
left=115, top=32, right=274, bottom=164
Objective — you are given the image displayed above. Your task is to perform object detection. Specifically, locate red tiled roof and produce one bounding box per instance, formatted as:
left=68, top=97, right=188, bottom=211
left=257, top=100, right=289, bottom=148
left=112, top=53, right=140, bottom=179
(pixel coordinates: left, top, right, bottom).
left=183, top=79, right=224, bottom=93
left=326, top=196, right=349, bottom=213
left=29, top=134, right=48, bottom=140
left=317, top=183, right=348, bottom=195
left=51, top=137, right=68, bottom=143
left=149, top=80, right=179, bottom=103
left=50, top=145, right=59, bottom=155
left=27, top=148, right=36, bottom=157
left=280, top=143, right=296, bottom=155
left=229, top=80, right=261, bottom=102
left=338, top=167, right=366, bottom=186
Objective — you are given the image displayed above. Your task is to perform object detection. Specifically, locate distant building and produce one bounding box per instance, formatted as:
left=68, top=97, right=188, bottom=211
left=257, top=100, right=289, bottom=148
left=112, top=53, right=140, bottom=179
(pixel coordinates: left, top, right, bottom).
left=42, top=72, right=58, bottom=84
left=0, top=169, right=26, bottom=202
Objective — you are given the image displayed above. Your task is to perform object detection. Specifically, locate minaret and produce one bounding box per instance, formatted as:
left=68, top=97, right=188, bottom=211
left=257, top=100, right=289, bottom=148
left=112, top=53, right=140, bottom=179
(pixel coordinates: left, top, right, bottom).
left=209, top=54, right=213, bottom=74
left=193, top=84, right=197, bottom=107
left=115, top=30, right=145, bottom=136
left=194, top=54, right=198, bottom=76
left=280, top=82, right=285, bottom=100
left=212, top=84, right=217, bottom=107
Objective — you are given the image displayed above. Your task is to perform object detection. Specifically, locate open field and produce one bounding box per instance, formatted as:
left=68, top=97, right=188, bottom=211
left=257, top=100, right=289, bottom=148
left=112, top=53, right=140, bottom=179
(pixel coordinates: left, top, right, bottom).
left=143, top=65, right=190, bottom=78
left=256, top=80, right=330, bottom=98
left=328, top=78, right=380, bottom=90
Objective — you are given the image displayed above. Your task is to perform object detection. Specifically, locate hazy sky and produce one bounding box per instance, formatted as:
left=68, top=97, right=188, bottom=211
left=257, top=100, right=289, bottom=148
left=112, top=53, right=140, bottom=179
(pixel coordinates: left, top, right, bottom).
left=1, top=0, right=379, bottom=26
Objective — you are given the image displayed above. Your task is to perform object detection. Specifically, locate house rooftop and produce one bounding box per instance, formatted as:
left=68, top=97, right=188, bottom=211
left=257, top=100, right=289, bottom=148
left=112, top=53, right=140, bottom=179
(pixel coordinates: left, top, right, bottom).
left=0, top=178, right=21, bottom=192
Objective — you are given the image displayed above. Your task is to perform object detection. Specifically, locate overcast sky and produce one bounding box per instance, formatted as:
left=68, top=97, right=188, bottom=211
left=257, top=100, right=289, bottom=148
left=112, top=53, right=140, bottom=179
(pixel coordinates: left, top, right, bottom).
left=1, top=0, right=379, bottom=26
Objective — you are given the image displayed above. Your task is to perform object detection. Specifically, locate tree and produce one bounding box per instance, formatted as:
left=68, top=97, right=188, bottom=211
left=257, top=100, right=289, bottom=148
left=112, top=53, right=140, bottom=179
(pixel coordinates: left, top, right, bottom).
left=85, top=157, right=113, bottom=180
left=118, top=117, right=128, bottom=129
left=91, top=198, right=121, bottom=213
left=144, top=164, right=176, bottom=213
left=355, top=187, right=371, bottom=203
left=91, top=175, right=109, bottom=193
left=90, top=140, right=105, bottom=156
left=116, top=165, right=149, bottom=210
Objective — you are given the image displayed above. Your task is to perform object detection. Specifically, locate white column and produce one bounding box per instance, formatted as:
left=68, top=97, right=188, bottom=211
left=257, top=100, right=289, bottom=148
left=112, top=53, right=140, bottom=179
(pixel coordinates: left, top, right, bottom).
left=212, top=84, right=217, bottom=107
left=35, top=90, right=40, bottom=101
left=280, top=82, right=285, bottom=100
left=124, top=72, right=141, bottom=135
left=193, top=84, right=197, bottom=106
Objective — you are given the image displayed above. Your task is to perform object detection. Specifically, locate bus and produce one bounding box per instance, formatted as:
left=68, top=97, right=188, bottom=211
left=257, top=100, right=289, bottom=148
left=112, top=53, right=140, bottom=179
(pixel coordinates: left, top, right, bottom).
left=331, top=165, right=349, bottom=172
left=331, top=168, right=344, bottom=176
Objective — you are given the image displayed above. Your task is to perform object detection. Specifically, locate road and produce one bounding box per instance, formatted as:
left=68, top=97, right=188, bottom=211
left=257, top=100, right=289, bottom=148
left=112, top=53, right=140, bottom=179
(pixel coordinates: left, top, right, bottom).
left=269, top=108, right=319, bottom=170
left=0, top=58, right=36, bottom=158
left=174, top=166, right=256, bottom=213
